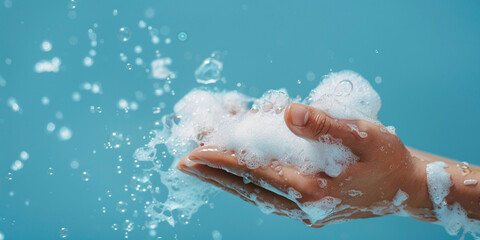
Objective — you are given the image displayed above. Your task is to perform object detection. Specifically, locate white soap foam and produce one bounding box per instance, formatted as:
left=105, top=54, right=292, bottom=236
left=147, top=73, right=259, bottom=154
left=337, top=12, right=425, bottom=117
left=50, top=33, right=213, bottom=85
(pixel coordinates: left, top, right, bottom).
left=392, top=189, right=408, bottom=206
left=426, top=161, right=480, bottom=238
left=137, top=71, right=382, bottom=226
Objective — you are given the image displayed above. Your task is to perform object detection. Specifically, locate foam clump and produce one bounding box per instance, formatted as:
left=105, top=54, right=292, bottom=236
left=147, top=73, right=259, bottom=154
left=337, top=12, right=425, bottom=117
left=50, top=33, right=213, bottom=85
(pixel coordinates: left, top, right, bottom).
left=426, top=161, right=480, bottom=239
left=138, top=70, right=381, bottom=226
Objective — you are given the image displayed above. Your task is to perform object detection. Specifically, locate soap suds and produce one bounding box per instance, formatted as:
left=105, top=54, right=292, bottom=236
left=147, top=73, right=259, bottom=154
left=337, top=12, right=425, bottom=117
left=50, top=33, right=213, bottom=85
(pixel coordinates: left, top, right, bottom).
left=392, top=189, right=408, bottom=206
left=136, top=71, right=384, bottom=226
left=426, top=161, right=480, bottom=239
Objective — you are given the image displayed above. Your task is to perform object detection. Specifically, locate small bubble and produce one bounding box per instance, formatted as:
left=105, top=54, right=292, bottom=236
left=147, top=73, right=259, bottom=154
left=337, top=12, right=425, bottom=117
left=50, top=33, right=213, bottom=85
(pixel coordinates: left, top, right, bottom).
left=134, top=45, right=142, bottom=54
left=145, top=7, right=155, bottom=18
left=41, top=41, right=52, bottom=52
left=46, top=122, right=56, bottom=132
left=58, top=227, right=69, bottom=238
left=177, top=32, right=187, bottom=41
left=138, top=20, right=147, bottom=29
left=306, top=71, right=315, bottom=81
left=83, top=56, right=94, bottom=67
left=112, top=223, right=118, bottom=231
left=48, top=167, right=54, bottom=175
left=117, top=27, right=131, bottom=42
left=116, top=201, right=128, bottom=213
left=126, top=63, right=132, bottom=70
left=81, top=171, right=90, bottom=181
left=374, top=76, right=382, bottom=84
left=41, top=96, right=50, bottom=105
left=297, top=79, right=301, bottom=85
left=164, top=38, right=171, bottom=44
left=112, top=9, right=118, bottom=16
left=70, top=160, right=79, bottom=169
left=375, top=49, right=379, bottom=54
left=72, top=92, right=81, bottom=102
left=212, top=230, right=222, bottom=240
left=123, top=219, right=134, bottom=232
left=20, top=151, right=29, bottom=160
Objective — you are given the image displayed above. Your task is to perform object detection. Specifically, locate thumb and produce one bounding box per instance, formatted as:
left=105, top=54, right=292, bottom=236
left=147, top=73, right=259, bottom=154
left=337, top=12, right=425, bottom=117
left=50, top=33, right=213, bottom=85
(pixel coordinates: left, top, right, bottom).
left=284, top=103, right=369, bottom=150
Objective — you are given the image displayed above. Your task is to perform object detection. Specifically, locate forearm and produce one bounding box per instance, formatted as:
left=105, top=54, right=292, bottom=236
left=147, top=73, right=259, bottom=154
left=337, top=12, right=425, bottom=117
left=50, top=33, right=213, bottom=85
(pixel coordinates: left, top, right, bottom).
left=405, top=147, right=480, bottom=221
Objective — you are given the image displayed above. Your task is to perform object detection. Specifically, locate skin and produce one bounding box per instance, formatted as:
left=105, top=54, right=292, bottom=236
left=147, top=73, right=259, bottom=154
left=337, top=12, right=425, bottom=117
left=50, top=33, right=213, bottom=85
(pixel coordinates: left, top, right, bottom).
left=177, top=103, right=480, bottom=227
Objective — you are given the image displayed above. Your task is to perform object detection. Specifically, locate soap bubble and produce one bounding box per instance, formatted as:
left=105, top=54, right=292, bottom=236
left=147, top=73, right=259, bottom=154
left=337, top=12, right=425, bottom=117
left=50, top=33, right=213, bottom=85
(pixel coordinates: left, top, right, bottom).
left=48, top=167, right=54, bottom=176
left=123, top=219, right=134, bottom=232
left=106, top=132, right=124, bottom=149
left=72, top=92, right=81, bottom=102
left=112, top=9, right=118, bottom=16
left=306, top=71, right=316, bottom=81
left=126, top=63, right=132, bottom=70
left=20, top=151, right=29, bottom=160
left=11, top=160, right=23, bottom=171
left=116, top=201, right=127, bottom=213
left=117, top=27, right=131, bottom=42
left=41, top=41, right=52, bottom=52
left=46, top=122, right=55, bottom=132
left=112, top=223, right=118, bottom=231
left=334, top=79, right=353, bottom=97
left=134, top=45, right=142, bottom=54
left=81, top=171, right=90, bottom=181
left=58, top=127, right=72, bottom=141
left=70, top=160, right=79, bottom=169
left=212, top=230, right=222, bottom=240
left=177, top=32, right=188, bottom=41
left=374, top=76, right=382, bottom=84
left=195, top=52, right=224, bottom=84
left=83, top=56, right=93, bottom=67
left=58, top=227, right=69, bottom=238
left=41, top=96, right=50, bottom=105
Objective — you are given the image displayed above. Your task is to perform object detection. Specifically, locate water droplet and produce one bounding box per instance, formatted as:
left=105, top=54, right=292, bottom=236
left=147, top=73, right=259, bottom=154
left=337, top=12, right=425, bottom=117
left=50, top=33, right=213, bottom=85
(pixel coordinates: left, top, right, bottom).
left=334, top=80, right=353, bottom=97
left=58, top=127, right=73, bottom=141
left=58, top=227, right=69, bottom=238
left=112, top=9, right=118, bottom=16
left=195, top=53, right=223, bottom=84
left=177, top=32, right=187, bottom=41
left=117, top=27, right=131, bottom=42
left=297, top=79, right=302, bottom=84
left=81, top=171, right=90, bottom=181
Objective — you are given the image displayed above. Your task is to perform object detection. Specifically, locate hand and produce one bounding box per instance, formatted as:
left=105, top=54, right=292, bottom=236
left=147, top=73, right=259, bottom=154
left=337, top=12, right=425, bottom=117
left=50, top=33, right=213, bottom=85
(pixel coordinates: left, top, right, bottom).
left=177, top=103, right=431, bottom=227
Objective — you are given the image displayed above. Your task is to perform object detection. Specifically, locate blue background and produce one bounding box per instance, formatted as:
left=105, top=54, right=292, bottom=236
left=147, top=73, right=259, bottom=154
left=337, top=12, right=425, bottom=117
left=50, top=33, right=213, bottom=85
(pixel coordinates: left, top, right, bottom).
left=1, top=0, right=479, bottom=239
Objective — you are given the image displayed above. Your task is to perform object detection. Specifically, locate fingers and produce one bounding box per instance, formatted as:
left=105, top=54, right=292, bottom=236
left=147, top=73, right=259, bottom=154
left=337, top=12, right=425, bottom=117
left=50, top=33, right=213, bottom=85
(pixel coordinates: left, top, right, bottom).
left=178, top=155, right=301, bottom=215
left=284, top=103, right=380, bottom=153
left=181, top=146, right=328, bottom=202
